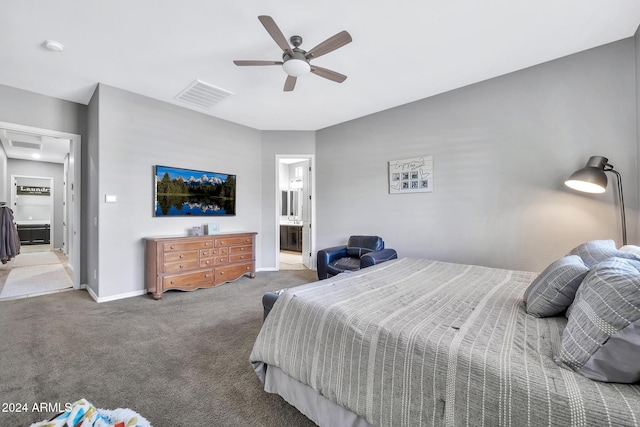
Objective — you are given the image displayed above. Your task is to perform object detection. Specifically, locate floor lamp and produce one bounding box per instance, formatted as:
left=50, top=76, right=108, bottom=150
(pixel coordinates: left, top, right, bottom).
left=564, top=155, right=627, bottom=245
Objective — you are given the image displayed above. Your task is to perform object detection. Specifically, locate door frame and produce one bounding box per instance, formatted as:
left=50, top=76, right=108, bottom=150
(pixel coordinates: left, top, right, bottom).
left=275, top=154, right=316, bottom=270
left=0, top=121, right=81, bottom=290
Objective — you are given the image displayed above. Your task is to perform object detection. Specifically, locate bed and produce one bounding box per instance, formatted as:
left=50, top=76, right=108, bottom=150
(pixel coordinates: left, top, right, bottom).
left=250, top=252, right=640, bottom=426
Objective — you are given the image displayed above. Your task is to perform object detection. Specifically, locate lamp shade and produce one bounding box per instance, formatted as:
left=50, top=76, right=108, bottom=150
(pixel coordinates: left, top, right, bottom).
left=282, top=59, right=310, bottom=77
left=564, top=156, right=608, bottom=193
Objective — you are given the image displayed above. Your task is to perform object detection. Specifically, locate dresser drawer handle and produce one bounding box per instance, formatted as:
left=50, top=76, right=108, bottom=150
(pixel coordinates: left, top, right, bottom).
left=204, top=260, right=210, bottom=265
left=170, top=245, right=175, bottom=249
left=220, top=241, right=225, bottom=245
left=179, top=254, right=184, bottom=259
left=240, top=248, right=245, bottom=251
left=245, top=267, right=250, bottom=271
left=170, top=280, right=175, bottom=284
left=240, top=255, right=245, bottom=259
left=204, top=243, right=209, bottom=246
left=204, top=274, right=209, bottom=278
left=220, top=271, right=224, bottom=275
left=179, top=264, right=184, bottom=269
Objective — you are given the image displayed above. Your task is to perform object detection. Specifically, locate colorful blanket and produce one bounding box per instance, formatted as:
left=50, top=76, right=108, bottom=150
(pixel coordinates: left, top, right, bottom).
left=30, top=398, right=152, bottom=427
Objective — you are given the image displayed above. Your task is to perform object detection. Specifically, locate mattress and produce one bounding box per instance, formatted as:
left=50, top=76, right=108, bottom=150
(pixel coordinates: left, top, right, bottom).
left=250, top=258, right=640, bottom=426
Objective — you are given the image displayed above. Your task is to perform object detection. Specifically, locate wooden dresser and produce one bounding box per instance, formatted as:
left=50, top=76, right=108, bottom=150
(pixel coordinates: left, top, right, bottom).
left=145, top=232, right=257, bottom=299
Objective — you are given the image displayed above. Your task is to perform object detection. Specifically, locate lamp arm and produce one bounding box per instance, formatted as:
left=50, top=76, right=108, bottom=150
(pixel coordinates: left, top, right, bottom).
left=608, top=168, right=627, bottom=246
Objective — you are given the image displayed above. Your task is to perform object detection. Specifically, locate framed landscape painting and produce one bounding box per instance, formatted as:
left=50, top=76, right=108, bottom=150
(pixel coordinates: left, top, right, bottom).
left=154, top=165, right=236, bottom=216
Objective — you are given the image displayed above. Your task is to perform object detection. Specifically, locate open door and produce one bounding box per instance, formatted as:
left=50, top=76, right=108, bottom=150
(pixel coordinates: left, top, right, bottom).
left=301, top=161, right=311, bottom=269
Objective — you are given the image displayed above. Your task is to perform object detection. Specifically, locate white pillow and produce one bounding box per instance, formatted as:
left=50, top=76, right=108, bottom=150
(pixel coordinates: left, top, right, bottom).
left=619, top=245, right=640, bottom=256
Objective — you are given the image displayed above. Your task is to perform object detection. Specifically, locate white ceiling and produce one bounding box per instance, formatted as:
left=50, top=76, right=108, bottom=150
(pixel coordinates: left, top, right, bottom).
left=1, top=0, right=640, bottom=136
left=0, top=129, right=70, bottom=164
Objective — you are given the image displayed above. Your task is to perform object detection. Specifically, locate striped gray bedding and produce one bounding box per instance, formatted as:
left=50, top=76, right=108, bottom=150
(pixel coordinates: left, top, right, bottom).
left=250, top=258, right=640, bottom=426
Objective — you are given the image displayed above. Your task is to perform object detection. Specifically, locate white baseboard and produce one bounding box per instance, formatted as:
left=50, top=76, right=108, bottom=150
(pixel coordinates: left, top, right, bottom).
left=85, top=286, right=146, bottom=303
left=257, top=267, right=317, bottom=272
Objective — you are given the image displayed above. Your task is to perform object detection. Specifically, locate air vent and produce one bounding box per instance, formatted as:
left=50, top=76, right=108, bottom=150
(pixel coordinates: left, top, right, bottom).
left=9, top=140, right=42, bottom=150
left=175, top=79, right=234, bottom=110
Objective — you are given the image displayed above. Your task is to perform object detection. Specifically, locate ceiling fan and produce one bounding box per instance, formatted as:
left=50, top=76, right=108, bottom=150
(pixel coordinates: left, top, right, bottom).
left=234, top=15, right=352, bottom=92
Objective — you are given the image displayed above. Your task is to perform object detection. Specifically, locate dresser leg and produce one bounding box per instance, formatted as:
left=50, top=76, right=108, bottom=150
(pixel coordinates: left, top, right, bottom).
left=250, top=273, right=256, bottom=279
left=153, top=292, right=163, bottom=300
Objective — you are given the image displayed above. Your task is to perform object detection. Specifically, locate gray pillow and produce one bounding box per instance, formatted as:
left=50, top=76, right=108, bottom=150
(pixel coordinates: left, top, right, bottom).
left=557, top=257, right=640, bottom=383
left=524, top=255, right=589, bottom=317
left=568, top=239, right=640, bottom=267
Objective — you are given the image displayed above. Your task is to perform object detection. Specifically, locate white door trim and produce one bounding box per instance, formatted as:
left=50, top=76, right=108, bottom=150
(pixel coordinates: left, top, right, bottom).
left=0, top=121, right=81, bottom=290
left=275, top=154, right=316, bottom=270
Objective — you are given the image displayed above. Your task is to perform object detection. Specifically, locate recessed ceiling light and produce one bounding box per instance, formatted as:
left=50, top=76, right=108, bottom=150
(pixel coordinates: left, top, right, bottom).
left=43, top=40, right=64, bottom=52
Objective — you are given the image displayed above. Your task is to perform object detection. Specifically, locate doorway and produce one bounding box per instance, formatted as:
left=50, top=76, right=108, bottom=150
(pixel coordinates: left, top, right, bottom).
left=0, top=122, right=81, bottom=298
left=12, top=175, right=53, bottom=249
left=276, top=155, right=315, bottom=271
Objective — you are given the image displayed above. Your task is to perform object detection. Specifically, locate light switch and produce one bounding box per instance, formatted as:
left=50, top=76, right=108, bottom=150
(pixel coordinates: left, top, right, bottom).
left=105, top=194, right=117, bottom=203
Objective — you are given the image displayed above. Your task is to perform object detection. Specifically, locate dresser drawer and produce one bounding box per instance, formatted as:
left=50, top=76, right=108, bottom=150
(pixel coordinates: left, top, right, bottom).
left=215, top=236, right=253, bottom=248
left=163, top=269, right=213, bottom=289
left=200, top=257, right=214, bottom=268
left=229, top=252, right=252, bottom=263
left=164, top=240, right=214, bottom=252
left=229, top=245, right=252, bottom=255
left=213, top=256, right=228, bottom=265
left=164, top=250, right=198, bottom=263
left=215, top=262, right=253, bottom=284
left=164, top=259, right=199, bottom=273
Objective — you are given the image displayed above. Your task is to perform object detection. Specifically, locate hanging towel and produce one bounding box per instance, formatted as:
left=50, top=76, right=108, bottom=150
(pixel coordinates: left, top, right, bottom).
left=0, top=206, right=20, bottom=264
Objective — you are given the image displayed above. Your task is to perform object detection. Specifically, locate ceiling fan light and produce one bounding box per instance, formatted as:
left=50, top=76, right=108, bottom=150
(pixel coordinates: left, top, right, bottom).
left=282, top=59, right=310, bottom=77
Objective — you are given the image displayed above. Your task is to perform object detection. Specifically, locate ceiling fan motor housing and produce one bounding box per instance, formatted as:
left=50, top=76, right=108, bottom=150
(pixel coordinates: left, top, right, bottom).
left=282, top=49, right=311, bottom=77
left=234, top=16, right=352, bottom=90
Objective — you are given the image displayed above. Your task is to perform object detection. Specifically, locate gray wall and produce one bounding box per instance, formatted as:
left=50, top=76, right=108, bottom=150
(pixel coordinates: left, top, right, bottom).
left=85, top=86, right=100, bottom=295
left=0, top=84, right=87, bottom=135
left=259, top=131, right=316, bottom=269
left=316, top=38, right=638, bottom=272
left=93, top=84, right=265, bottom=299
left=635, top=27, right=640, bottom=241
left=0, top=83, right=87, bottom=277
left=7, top=159, right=64, bottom=247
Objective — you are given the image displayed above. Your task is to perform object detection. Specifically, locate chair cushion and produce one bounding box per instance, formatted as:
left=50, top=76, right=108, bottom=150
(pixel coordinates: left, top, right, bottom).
left=346, top=236, right=384, bottom=257
left=524, top=255, right=589, bottom=317
left=330, top=257, right=362, bottom=272
left=557, top=257, right=640, bottom=383
left=346, top=247, right=373, bottom=257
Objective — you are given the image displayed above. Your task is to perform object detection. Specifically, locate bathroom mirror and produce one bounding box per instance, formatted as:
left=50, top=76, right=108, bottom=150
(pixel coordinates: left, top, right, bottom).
left=281, top=191, right=287, bottom=216
left=290, top=191, right=299, bottom=217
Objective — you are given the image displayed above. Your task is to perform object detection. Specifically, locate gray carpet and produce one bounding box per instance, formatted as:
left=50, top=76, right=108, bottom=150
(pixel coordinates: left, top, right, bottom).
left=0, top=269, right=319, bottom=427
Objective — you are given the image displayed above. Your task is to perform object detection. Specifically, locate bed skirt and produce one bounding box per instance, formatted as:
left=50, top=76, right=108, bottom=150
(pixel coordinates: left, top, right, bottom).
left=262, top=363, right=372, bottom=427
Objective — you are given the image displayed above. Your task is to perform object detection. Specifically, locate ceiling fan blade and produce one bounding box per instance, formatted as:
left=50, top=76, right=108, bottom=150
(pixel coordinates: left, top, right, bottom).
left=258, top=15, right=294, bottom=57
left=283, top=75, right=297, bottom=92
left=305, top=30, right=352, bottom=59
left=233, top=60, right=283, bottom=66
left=310, top=65, right=347, bottom=83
